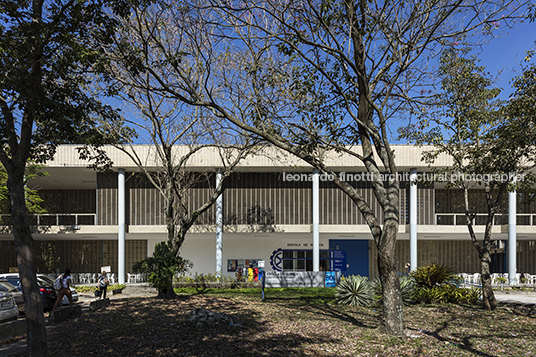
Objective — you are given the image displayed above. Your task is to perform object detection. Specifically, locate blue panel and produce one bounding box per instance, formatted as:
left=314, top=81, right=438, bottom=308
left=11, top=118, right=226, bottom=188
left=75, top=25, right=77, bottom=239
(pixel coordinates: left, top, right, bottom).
left=329, top=239, right=369, bottom=277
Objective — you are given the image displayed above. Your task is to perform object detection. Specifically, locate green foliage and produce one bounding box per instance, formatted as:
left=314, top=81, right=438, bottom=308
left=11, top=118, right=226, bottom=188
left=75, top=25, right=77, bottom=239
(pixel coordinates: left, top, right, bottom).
left=413, top=285, right=481, bottom=304
left=495, top=276, right=507, bottom=284
left=133, top=241, right=191, bottom=293
left=335, top=275, right=374, bottom=307
left=175, top=272, right=260, bottom=291
left=410, top=263, right=480, bottom=305
left=74, top=284, right=126, bottom=293
left=371, top=276, right=416, bottom=306
left=410, top=263, right=458, bottom=289
left=0, top=162, right=48, bottom=219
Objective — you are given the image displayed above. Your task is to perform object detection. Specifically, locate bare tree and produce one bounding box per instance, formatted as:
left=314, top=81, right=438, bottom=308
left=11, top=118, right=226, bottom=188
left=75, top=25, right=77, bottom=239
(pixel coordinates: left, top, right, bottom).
left=106, top=0, right=529, bottom=335
left=102, top=48, right=257, bottom=297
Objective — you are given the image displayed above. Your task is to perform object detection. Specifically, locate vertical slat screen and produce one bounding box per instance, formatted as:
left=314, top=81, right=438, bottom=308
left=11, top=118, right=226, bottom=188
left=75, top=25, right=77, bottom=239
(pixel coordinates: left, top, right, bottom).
left=225, top=173, right=311, bottom=225
left=97, top=173, right=118, bottom=225
left=369, top=240, right=484, bottom=279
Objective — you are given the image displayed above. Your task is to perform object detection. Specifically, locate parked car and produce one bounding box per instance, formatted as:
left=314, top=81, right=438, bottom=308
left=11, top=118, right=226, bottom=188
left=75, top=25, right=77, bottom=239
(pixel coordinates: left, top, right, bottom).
left=37, top=275, right=79, bottom=305
left=0, top=274, right=57, bottom=311
left=0, top=280, right=24, bottom=311
left=0, top=292, right=18, bottom=323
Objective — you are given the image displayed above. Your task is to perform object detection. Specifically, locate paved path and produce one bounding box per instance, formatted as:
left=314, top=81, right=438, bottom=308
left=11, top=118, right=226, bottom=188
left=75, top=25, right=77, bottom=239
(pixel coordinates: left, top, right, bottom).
left=495, top=292, right=536, bottom=305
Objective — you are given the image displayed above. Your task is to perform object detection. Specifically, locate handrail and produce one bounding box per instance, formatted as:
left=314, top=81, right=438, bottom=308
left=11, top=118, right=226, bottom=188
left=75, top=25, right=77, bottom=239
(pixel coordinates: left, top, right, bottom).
left=435, top=213, right=535, bottom=226
left=0, top=213, right=96, bottom=226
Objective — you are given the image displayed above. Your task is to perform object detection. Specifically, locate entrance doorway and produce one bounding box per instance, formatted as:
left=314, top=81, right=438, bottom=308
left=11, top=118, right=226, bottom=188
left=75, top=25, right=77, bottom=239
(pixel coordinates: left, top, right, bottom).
left=329, top=239, right=369, bottom=276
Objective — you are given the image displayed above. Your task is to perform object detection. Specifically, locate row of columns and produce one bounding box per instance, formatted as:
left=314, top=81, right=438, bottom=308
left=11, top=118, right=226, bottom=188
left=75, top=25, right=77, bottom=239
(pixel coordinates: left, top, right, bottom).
left=117, top=168, right=518, bottom=284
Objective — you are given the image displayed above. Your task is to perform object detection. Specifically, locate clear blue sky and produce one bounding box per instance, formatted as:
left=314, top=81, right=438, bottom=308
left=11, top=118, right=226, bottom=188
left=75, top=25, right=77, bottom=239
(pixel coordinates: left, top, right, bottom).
left=477, top=19, right=536, bottom=98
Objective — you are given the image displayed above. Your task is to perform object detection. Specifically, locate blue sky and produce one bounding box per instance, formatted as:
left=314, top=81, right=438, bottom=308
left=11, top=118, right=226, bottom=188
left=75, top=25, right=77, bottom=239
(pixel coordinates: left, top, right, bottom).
left=477, top=19, right=536, bottom=98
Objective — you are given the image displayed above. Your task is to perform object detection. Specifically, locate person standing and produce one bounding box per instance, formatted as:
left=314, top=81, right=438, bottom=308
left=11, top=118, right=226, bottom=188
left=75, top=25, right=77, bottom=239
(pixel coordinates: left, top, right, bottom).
left=97, top=271, right=109, bottom=299
left=52, top=268, right=74, bottom=311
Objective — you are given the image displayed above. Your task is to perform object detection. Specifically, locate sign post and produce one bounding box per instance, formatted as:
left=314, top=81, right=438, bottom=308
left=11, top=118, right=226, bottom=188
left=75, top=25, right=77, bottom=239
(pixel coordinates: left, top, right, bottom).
left=258, top=260, right=265, bottom=302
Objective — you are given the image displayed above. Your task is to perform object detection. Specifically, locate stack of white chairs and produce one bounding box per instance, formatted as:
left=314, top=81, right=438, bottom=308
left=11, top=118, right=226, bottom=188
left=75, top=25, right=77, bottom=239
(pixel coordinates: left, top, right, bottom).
left=472, top=273, right=481, bottom=285
left=106, top=273, right=116, bottom=284
left=71, top=273, right=78, bottom=284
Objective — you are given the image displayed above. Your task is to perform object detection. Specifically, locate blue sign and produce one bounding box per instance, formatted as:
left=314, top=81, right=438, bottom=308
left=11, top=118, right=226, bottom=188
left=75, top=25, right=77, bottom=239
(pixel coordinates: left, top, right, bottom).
left=325, top=271, right=336, bottom=287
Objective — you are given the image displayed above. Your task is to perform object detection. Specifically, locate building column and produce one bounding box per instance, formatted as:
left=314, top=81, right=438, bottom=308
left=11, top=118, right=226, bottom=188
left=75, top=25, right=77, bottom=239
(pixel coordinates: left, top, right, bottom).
left=215, top=171, right=223, bottom=275
left=508, top=180, right=517, bottom=286
left=118, top=169, right=126, bottom=284
left=409, top=168, right=418, bottom=272
left=312, top=170, right=320, bottom=272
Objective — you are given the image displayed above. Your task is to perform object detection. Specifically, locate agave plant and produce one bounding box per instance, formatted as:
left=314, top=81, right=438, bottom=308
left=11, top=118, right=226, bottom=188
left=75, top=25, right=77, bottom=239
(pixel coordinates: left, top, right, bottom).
left=335, top=275, right=374, bottom=306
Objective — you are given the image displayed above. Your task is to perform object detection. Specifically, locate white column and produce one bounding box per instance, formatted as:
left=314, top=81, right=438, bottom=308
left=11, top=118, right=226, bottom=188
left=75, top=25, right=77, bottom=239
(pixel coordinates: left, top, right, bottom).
left=409, top=168, right=418, bottom=272
left=118, top=169, right=126, bottom=284
left=215, top=171, right=223, bottom=275
left=508, top=179, right=517, bottom=286
left=312, top=170, right=320, bottom=272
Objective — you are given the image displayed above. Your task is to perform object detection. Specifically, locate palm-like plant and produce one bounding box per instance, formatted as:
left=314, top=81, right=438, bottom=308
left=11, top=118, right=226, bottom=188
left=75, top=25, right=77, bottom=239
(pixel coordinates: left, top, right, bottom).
left=335, top=275, right=374, bottom=306
left=410, top=263, right=456, bottom=288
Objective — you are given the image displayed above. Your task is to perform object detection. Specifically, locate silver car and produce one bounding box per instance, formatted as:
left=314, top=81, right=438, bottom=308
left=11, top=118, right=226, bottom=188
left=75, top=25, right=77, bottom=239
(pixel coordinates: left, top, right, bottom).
left=37, top=275, right=79, bottom=305
left=0, top=280, right=24, bottom=311
left=0, top=292, right=18, bottom=323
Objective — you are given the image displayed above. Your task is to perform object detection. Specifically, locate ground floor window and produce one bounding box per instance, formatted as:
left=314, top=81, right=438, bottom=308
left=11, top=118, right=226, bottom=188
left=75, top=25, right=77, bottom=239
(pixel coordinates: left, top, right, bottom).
left=282, top=250, right=331, bottom=271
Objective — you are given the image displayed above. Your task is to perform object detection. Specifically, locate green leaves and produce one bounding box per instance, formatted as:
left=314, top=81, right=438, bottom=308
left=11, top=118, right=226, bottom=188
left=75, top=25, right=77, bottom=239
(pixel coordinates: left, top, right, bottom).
left=410, top=263, right=457, bottom=289
left=133, top=241, right=192, bottom=294
left=335, top=275, right=374, bottom=306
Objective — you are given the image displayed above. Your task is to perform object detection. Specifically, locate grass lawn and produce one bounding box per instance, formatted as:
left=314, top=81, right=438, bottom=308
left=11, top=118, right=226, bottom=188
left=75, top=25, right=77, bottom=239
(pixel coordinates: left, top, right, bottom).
left=10, top=288, right=536, bottom=356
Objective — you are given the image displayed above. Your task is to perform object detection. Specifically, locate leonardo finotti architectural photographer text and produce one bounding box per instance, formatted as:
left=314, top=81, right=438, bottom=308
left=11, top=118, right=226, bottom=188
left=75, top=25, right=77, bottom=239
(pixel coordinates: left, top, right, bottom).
left=282, top=172, right=526, bottom=183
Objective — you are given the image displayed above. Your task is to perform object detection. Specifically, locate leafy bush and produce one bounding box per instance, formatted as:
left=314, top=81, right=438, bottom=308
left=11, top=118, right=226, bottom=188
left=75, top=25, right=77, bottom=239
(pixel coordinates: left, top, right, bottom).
left=175, top=272, right=261, bottom=290
left=410, top=263, right=457, bottom=288
left=410, top=263, right=479, bottom=305
left=336, top=275, right=374, bottom=306
left=371, top=275, right=416, bottom=306
left=413, top=284, right=480, bottom=304
left=73, top=284, right=126, bottom=293
left=133, top=241, right=191, bottom=294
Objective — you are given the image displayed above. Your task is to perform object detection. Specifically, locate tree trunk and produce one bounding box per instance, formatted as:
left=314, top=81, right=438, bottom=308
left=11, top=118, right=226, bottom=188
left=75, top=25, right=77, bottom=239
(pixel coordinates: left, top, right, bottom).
left=156, top=277, right=177, bottom=299
left=7, top=165, right=47, bottom=356
left=480, top=250, right=497, bottom=310
left=377, top=222, right=405, bottom=336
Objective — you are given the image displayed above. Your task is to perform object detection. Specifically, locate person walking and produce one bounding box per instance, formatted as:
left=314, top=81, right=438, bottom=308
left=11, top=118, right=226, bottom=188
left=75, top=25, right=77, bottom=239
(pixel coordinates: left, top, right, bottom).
left=52, top=268, right=74, bottom=311
left=97, top=271, right=109, bottom=299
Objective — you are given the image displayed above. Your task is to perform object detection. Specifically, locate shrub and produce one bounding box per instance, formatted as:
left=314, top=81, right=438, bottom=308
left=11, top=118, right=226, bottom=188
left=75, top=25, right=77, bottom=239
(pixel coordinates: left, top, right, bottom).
left=413, top=284, right=481, bottom=304
left=336, top=275, right=374, bottom=306
left=410, top=263, right=457, bottom=288
left=133, top=241, right=191, bottom=294
left=175, top=272, right=261, bottom=290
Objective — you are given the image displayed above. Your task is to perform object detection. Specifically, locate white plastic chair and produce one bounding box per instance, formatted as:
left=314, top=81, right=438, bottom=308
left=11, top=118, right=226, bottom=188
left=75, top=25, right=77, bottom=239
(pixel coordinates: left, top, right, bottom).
left=472, top=273, right=481, bottom=285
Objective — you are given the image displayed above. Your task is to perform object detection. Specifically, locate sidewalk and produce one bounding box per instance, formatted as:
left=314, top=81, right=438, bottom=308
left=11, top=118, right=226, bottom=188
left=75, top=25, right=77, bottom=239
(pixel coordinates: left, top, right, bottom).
left=76, top=282, right=157, bottom=303
left=495, top=291, right=536, bottom=305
